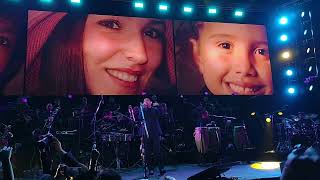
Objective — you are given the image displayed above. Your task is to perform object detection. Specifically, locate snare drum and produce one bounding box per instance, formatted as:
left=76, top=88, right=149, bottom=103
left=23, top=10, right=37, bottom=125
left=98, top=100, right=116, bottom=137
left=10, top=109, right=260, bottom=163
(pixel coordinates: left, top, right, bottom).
left=194, top=127, right=209, bottom=154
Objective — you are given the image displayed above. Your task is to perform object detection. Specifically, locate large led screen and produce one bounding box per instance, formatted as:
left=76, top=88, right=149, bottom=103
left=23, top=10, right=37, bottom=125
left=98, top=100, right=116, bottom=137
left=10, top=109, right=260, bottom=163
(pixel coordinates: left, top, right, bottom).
left=26, top=10, right=175, bottom=95
left=0, top=7, right=26, bottom=95
left=175, top=21, right=273, bottom=95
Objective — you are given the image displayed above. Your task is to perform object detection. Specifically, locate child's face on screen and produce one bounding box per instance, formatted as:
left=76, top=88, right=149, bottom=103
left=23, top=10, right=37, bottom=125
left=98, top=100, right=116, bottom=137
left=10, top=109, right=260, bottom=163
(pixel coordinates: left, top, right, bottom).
left=190, top=22, right=273, bottom=95
left=0, top=17, right=17, bottom=73
left=83, top=15, right=165, bottom=95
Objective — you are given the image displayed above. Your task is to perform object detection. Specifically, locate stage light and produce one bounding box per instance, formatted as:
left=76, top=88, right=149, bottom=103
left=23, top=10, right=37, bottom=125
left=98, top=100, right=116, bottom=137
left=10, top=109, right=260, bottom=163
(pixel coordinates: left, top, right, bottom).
left=134, top=1, right=144, bottom=9
left=301, top=11, right=305, bottom=18
left=286, top=69, right=293, bottom=76
left=70, top=0, right=81, bottom=4
left=159, top=3, right=168, bottom=11
left=208, top=8, right=217, bottom=15
left=266, top=117, right=272, bottom=123
left=304, top=29, right=308, bottom=35
left=288, top=87, right=295, bottom=94
left=278, top=112, right=283, bottom=116
left=234, top=10, right=244, bottom=17
left=183, top=6, right=193, bottom=13
left=251, top=162, right=280, bottom=170
left=281, top=51, right=291, bottom=59
left=280, top=34, right=288, bottom=42
left=309, top=85, right=313, bottom=91
left=281, top=34, right=288, bottom=40
left=40, top=0, right=53, bottom=3
left=279, top=16, right=288, bottom=25
left=250, top=112, right=256, bottom=116
left=309, top=65, right=313, bottom=72
left=309, top=11, right=312, bottom=18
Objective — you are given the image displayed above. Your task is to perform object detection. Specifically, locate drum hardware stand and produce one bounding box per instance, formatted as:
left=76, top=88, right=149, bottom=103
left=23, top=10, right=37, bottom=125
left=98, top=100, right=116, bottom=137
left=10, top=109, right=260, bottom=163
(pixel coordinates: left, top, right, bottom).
left=108, top=140, right=124, bottom=170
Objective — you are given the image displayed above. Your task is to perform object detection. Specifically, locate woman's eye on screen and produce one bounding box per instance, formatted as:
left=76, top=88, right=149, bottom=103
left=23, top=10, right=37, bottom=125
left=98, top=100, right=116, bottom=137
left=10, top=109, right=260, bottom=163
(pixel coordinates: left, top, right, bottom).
left=97, top=20, right=121, bottom=30
left=144, top=28, right=163, bottom=40
left=0, top=36, right=11, bottom=48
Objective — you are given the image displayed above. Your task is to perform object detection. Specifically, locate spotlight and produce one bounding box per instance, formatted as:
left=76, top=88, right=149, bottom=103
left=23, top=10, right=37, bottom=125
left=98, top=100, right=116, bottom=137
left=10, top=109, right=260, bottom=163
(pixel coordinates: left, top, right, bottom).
left=266, top=117, right=272, bottom=123
left=281, top=51, right=291, bottom=59
left=280, top=34, right=288, bottom=42
left=251, top=112, right=256, bottom=116
left=208, top=8, right=217, bottom=15
left=40, top=0, right=53, bottom=3
left=183, top=6, right=193, bottom=13
left=288, top=87, right=295, bottom=94
left=234, top=10, right=244, bottom=17
left=70, top=0, right=81, bottom=4
left=134, top=1, right=144, bottom=9
left=251, top=162, right=280, bottom=170
left=304, top=29, right=308, bottom=35
left=277, top=112, right=283, bottom=116
left=286, top=69, right=293, bottom=76
left=301, top=11, right=305, bottom=18
left=158, top=3, right=168, bottom=11
left=309, top=85, right=313, bottom=91
left=309, top=65, right=313, bottom=72
left=279, top=16, right=288, bottom=25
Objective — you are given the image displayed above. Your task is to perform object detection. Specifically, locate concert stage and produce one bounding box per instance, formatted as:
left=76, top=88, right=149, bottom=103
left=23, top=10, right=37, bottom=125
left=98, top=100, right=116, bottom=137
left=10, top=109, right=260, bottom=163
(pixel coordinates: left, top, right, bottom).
left=119, top=163, right=281, bottom=180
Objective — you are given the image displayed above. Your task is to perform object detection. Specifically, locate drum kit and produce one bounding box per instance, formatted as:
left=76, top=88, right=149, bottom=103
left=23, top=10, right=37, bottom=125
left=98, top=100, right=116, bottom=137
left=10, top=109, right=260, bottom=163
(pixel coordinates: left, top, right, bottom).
left=276, top=113, right=320, bottom=154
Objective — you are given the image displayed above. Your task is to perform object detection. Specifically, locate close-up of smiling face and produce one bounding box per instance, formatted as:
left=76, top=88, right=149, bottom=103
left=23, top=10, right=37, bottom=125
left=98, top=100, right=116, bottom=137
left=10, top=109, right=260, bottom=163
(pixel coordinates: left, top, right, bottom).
left=83, top=15, right=165, bottom=95
left=0, top=17, right=17, bottom=73
left=190, top=22, right=273, bottom=95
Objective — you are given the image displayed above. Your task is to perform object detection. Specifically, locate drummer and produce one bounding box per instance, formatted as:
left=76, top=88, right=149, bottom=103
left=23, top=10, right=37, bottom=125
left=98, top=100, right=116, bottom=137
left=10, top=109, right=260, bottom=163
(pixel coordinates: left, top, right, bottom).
left=192, top=103, right=210, bottom=127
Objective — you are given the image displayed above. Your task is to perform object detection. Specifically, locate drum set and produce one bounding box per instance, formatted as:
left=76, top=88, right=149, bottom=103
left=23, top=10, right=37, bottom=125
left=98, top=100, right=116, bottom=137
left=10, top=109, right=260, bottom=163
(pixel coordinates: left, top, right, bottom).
left=276, top=113, right=320, bottom=154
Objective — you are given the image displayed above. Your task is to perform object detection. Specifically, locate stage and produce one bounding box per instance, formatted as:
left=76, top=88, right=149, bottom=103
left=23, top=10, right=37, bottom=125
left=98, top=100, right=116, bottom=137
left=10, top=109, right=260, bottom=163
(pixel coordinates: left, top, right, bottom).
left=119, top=162, right=282, bottom=180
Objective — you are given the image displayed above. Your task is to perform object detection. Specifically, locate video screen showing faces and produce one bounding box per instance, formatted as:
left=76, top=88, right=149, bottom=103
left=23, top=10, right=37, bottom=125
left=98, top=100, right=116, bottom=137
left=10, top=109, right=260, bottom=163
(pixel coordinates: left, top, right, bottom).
left=26, top=10, right=175, bottom=95
left=0, top=8, right=26, bottom=95
left=175, top=21, right=273, bottom=95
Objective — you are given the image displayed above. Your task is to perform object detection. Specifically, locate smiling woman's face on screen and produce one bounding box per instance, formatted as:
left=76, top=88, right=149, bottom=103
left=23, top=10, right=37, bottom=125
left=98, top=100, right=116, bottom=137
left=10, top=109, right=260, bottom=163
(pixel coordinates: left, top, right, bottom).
left=190, top=22, right=273, bottom=95
left=0, top=17, right=17, bottom=73
left=83, top=15, right=165, bottom=95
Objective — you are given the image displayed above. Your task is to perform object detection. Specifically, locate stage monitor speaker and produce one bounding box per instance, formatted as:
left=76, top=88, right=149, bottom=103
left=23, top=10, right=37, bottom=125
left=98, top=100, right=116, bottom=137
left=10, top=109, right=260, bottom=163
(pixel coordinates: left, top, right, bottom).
left=187, top=166, right=228, bottom=180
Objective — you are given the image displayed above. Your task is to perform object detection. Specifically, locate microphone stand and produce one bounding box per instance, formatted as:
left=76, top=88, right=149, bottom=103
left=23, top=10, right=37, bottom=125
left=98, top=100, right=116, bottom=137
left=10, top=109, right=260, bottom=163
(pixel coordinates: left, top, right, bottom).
left=91, top=96, right=104, bottom=152
left=139, top=103, right=149, bottom=178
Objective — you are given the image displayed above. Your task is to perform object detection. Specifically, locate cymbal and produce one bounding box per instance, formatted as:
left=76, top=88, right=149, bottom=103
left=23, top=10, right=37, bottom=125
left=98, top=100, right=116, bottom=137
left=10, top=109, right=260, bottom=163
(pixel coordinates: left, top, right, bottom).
left=289, top=115, right=300, bottom=121
left=303, top=113, right=318, bottom=119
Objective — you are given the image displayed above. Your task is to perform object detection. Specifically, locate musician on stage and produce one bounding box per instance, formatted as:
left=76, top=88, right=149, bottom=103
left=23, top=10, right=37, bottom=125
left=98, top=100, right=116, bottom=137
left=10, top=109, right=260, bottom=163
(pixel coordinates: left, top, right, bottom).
left=139, top=97, right=165, bottom=177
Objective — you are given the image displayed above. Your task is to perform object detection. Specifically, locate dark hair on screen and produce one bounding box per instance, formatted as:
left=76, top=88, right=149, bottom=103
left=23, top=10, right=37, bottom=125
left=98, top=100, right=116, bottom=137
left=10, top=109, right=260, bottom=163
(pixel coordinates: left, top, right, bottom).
left=0, top=8, right=27, bottom=92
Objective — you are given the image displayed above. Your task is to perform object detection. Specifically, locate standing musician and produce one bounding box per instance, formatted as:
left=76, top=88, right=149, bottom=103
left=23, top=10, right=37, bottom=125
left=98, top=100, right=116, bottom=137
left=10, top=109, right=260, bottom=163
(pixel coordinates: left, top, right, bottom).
left=139, top=97, right=165, bottom=177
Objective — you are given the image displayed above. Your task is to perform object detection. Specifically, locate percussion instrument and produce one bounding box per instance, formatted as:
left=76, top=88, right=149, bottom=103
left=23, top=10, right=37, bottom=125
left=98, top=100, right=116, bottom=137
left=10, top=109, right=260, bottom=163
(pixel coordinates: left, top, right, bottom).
left=233, top=126, right=249, bottom=151
left=194, top=127, right=209, bottom=154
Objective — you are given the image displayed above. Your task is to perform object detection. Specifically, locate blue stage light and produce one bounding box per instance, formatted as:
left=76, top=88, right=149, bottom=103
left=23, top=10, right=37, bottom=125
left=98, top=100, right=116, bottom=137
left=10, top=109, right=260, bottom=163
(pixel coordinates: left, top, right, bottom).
left=286, top=69, right=293, bottom=76
left=134, top=1, right=144, bottom=9
left=235, top=10, right=244, bottom=17
left=309, top=85, right=313, bottom=91
left=208, top=8, right=217, bottom=15
left=288, top=87, right=295, bottom=94
left=183, top=6, right=193, bottom=13
left=40, top=0, right=53, bottom=3
left=70, top=0, right=81, bottom=4
left=159, top=3, right=168, bottom=11
left=279, top=16, right=288, bottom=25
left=280, top=34, right=288, bottom=42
